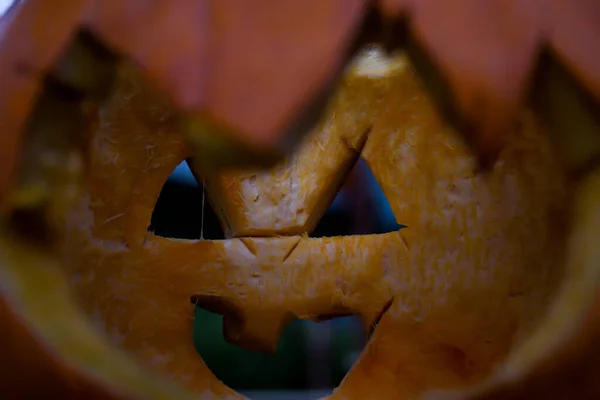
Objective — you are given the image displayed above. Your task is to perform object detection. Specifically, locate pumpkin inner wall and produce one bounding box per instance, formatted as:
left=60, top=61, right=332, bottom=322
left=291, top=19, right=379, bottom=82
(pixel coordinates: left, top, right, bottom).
left=61, top=48, right=568, bottom=399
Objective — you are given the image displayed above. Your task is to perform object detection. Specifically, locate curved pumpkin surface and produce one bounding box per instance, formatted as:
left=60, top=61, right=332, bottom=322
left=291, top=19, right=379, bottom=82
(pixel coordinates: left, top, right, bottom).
left=62, top=48, right=567, bottom=399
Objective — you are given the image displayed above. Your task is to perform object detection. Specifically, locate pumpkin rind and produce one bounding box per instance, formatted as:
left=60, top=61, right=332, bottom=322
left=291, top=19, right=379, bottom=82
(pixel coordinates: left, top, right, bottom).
left=2, top=1, right=599, bottom=198
left=59, top=49, right=568, bottom=399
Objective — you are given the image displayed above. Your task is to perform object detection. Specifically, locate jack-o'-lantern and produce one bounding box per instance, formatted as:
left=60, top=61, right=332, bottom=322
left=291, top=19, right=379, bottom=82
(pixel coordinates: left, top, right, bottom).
left=2, top=2, right=600, bottom=399
left=5, top=44, right=600, bottom=400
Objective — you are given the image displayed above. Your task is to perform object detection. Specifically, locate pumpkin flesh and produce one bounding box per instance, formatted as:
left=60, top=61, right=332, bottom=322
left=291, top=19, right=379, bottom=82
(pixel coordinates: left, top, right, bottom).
left=59, top=48, right=567, bottom=399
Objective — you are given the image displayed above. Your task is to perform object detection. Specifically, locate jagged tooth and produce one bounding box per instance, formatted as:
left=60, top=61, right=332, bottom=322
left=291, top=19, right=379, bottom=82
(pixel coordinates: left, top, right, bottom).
left=222, top=310, right=295, bottom=354
left=546, top=0, right=600, bottom=102
left=533, top=54, right=600, bottom=176
left=0, top=0, right=86, bottom=199
left=405, top=0, right=541, bottom=164
left=377, top=0, right=409, bottom=18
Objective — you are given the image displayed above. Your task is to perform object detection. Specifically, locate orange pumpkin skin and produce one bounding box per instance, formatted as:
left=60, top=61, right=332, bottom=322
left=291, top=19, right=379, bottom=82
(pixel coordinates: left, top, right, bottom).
left=0, top=0, right=366, bottom=198
left=0, top=297, right=124, bottom=400
left=46, top=49, right=572, bottom=400
left=0, top=2, right=599, bottom=399
left=2, top=0, right=600, bottom=198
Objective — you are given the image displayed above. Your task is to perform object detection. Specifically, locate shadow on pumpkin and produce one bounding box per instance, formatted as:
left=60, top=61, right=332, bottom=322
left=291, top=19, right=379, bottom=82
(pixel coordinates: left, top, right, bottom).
left=147, top=158, right=404, bottom=391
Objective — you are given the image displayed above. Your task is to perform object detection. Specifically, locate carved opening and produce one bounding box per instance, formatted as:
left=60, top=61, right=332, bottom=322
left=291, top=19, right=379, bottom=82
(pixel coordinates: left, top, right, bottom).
left=311, top=157, right=405, bottom=238
left=149, top=158, right=404, bottom=241
left=192, top=304, right=366, bottom=393
left=148, top=161, right=225, bottom=240
left=147, top=156, right=402, bottom=392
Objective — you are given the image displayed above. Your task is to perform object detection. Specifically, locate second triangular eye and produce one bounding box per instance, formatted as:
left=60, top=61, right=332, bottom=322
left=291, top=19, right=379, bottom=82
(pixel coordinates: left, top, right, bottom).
left=311, top=157, right=405, bottom=238
left=148, top=161, right=225, bottom=240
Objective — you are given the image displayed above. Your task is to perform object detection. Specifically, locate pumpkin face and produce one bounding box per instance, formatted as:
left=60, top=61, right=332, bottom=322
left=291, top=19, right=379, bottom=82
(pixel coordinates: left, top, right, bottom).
left=45, top=47, right=569, bottom=399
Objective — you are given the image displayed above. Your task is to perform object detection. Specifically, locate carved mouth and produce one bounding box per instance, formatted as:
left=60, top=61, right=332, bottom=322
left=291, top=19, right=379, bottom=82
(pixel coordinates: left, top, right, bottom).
left=148, top=158, right=405, bottom=353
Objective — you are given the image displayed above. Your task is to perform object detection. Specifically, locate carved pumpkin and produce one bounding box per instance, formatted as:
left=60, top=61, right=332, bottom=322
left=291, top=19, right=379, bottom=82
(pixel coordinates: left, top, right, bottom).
left=9, top=45, right=600, bottom=400
left=3, top=0, right=600, bottom=197
left=2, top=0, right=600, bottom=397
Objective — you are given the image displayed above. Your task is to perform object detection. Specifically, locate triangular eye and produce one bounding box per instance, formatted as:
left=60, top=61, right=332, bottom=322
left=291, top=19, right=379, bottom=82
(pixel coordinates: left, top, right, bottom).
left=310, top=157, right=405, bottom=238
left=148, top=161, right=225, bottom=240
